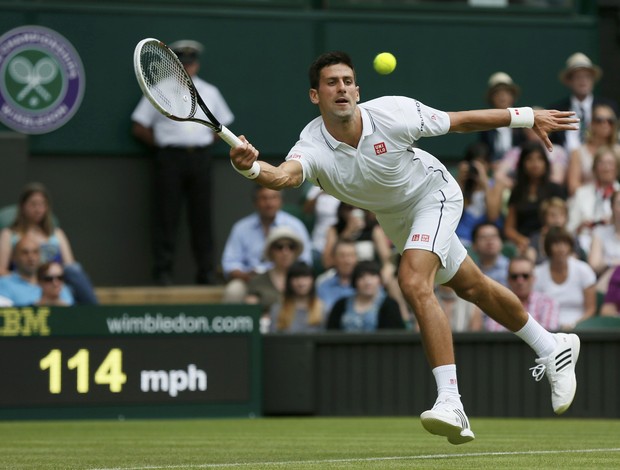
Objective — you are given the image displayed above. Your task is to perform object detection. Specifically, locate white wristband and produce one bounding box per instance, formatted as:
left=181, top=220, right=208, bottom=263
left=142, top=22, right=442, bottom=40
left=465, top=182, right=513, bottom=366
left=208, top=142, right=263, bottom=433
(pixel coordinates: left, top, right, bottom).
left=508, top=107, right=534, bottom=128
left=231, top=160, right=261, bottom=179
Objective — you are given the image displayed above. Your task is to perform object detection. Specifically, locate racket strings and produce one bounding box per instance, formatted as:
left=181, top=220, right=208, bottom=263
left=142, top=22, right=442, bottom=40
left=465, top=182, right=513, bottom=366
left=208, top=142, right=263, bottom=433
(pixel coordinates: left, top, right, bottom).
left=139, top=42, right=196, bottom=119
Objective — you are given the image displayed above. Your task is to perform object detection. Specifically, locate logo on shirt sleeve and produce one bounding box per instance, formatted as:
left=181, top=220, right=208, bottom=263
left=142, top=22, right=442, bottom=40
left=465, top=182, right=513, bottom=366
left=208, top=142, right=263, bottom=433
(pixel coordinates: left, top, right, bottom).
left=288, top=153, right=303, bottom=160
left=374, top=142, right=387, bottom=155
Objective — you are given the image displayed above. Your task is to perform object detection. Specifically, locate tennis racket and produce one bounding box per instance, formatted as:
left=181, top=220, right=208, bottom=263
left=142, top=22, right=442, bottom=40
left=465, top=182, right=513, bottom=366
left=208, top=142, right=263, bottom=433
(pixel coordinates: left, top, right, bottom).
left=133, top=38, right=242, bottom=148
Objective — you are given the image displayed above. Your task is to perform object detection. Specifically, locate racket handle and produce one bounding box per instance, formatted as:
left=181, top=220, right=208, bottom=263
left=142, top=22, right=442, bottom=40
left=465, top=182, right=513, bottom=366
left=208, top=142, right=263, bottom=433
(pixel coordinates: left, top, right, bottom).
left=218, top=126, right=243, bottom=148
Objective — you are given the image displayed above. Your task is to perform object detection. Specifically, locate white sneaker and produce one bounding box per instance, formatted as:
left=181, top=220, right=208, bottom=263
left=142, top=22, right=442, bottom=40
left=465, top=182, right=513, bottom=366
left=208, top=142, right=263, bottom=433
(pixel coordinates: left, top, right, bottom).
left=530, top=332, right=580, bottom=415
left=420, top=395, right=475, bottom=445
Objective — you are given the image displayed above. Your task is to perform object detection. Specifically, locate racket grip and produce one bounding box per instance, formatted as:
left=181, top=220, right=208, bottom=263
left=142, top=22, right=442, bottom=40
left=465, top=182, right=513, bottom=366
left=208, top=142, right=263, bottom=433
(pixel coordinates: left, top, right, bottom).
left=218, top=126, right=244, bottom=148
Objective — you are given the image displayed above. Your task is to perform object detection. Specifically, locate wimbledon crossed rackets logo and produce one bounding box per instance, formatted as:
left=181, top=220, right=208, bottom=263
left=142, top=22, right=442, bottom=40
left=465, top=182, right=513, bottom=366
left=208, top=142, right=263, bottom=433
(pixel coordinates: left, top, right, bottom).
left=8, top=56, right=59, bottom=106
left=10, top=57, right=58, bottom=102
left=0, top=25, right=85, bottom=134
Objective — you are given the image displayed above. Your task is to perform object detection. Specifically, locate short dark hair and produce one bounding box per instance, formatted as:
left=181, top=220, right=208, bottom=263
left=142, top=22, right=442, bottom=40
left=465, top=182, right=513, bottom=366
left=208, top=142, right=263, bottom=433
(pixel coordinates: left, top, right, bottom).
left=471, top=221, right=501, bottom=243
left=350, top=260, right=381, bottom=288
left=543, top=226, right=574, bottom=257
left=308, top=51, right=355, bottom=89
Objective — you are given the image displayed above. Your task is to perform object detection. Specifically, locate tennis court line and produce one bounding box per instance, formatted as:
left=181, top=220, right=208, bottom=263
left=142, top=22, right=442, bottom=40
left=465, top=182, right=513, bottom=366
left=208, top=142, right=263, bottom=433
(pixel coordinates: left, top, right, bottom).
left=90, top=447, right=620, bottom=470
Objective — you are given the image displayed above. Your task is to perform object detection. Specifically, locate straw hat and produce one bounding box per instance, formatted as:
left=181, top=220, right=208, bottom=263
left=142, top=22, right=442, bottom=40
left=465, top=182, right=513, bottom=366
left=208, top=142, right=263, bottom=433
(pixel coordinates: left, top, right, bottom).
left=486, top=72, right=520, bottom=103
left=264, top=226, right=304, bottom=261
left=169, top=39, right=204, bottom=64
left=559, top=52, right=602, bottom=84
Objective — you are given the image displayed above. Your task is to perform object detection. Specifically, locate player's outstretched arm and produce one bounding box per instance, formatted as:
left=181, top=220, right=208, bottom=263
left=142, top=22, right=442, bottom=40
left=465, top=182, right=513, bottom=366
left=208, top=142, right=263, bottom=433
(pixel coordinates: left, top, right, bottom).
left=447, top=108, right=578, bottom=151
left=229, top=136, right=303, bottom=190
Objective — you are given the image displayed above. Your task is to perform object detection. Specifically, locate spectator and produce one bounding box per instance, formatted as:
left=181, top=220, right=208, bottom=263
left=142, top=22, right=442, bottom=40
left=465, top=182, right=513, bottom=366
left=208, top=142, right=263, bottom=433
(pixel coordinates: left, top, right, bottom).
left=302, top=185, right=340, bottom=272
left=471, top=222, right=509, bottom=287
left=550, top=52, right=619, bottom=154
left=326, top=260, right=405, bottom=331
left=534, top=227, right=596, bottom=330
left=599, top=265, right=620, bottom=316
left=527, top=197, right=584, bottom=265
left=322, top=202, right=392, bottom=272
left=245, top=226, right=304, bottom=316
left=221, top=185, right=312, bottom=303
left=567, top=146, right=620, bottom=255
left=479, top=72, right=525, bottom=162
left=0, top=183, right=97, bottom=304
left=316, top=239, right=358, bottom=312
left=504, top=142, right=567, bottom=255
left=268, top=262, right=326, bottom=333
left=131, top=39, right=234, bottom=286
left=434, top=284, right=476, bottom=332
left=482, top=256, right=559, bottom=332
left=0, top=235, right=73, bottom=307
left=455, top=142, right=504, bottom=247
left=494, top=123, right=569, bottom=188
left=36, top=261, right=71, bottom=306
left=588, top=190, right=620, bottom=293
left=566, top=104, right=619, bottom=196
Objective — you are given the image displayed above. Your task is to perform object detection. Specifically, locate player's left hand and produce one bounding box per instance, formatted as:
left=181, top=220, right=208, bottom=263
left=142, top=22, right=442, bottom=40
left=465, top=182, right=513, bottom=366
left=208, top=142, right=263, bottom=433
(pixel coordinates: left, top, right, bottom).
left=533, top=110, right=579, bottom=152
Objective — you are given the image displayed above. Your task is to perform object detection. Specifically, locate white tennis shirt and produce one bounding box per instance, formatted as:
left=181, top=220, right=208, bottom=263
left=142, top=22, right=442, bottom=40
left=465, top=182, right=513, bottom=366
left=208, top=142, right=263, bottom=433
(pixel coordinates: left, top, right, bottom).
left=131, top=75, right=234, bottom=148
left=286, top=96, right=457, bottom=217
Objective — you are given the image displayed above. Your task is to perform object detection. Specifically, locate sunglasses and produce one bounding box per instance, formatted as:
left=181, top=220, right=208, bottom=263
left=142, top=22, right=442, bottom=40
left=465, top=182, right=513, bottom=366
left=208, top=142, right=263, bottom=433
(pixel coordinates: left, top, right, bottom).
left=41, top=274, right=65, bottom=283
left=592, top=116, right=616, bottom=125
left=509, top=272, right=531, bottom=281
left=272, top=242, right=296, bottom=251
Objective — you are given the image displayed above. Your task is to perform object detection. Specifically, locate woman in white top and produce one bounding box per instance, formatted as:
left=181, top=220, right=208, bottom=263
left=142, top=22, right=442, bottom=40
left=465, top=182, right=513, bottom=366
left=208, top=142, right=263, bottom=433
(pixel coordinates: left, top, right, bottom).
left=534, top=227, right=596, bottom=330
left=567, top=146, right=620, bottom=255
left=566, top=104, right=619, bottom=196
left=588, top=190, right=620, bottom=292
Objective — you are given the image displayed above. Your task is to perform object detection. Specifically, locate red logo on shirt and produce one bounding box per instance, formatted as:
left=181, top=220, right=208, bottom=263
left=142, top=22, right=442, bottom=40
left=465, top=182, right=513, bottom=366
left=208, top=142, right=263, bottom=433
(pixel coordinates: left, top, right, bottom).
left=431, top=114, right=437, bottom=120
left=374, top=142, right=387, bottom=155
left=289, top=153, right=302, bottom=160
left=411, top=234, right=430, bottom=242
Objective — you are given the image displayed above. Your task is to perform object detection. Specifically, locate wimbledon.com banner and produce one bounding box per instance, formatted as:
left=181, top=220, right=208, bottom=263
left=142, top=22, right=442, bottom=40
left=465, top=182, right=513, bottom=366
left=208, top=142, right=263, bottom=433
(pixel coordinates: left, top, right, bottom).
left=106, top=313, right=254, bottom=334
left=0, top=305, right=260, bottom=337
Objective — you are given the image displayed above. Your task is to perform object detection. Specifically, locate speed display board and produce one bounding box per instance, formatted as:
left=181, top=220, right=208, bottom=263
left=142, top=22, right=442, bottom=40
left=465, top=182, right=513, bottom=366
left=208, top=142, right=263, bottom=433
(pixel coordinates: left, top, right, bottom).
left=0, top=305, right=261, bottom=419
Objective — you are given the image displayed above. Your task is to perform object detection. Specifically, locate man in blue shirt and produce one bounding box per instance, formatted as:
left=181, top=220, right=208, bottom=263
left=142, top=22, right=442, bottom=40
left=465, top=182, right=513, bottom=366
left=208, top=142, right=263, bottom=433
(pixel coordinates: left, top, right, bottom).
left=0, top=235, right=73, bottom=306
left=471, top=222, right=509, bottom=287
left=221, top=185, right=312, bottom=302
left=317, top=239, right=358, bottom=312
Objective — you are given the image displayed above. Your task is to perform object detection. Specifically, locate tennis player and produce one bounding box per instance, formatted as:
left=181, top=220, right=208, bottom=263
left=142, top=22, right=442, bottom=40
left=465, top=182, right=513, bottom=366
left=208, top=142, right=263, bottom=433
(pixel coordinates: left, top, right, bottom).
left=230, top=51, right=580, bottom=444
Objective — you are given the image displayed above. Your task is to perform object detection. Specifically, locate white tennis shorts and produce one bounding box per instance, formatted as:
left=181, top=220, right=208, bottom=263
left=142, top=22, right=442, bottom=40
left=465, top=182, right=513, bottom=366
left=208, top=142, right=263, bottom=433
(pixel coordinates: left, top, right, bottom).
left=376, top=187, right=467, bottom=285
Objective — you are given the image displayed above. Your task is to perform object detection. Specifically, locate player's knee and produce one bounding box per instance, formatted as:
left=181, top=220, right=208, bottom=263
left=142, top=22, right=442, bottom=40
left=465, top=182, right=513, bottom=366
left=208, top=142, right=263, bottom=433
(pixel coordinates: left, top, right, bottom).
left=398, top=274, right=434, bottom=306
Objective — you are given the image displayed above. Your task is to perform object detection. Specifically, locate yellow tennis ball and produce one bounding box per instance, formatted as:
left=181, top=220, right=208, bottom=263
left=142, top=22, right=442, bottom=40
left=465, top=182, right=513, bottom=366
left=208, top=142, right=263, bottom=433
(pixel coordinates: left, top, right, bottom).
left=373, top=52, right=397, bottom=75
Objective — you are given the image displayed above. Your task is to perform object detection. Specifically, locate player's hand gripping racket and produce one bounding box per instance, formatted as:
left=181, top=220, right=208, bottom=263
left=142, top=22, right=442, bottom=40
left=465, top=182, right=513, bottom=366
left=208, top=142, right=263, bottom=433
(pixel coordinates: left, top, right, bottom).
left=133, top=38, right=242, bottom=148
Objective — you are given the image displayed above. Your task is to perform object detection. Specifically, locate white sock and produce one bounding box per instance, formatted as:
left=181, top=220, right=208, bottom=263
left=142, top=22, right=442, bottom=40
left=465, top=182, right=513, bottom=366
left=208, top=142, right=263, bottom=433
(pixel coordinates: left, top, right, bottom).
left=514, top=313, right=556, bottom=358
left=432, top=364, right=460, bottom=399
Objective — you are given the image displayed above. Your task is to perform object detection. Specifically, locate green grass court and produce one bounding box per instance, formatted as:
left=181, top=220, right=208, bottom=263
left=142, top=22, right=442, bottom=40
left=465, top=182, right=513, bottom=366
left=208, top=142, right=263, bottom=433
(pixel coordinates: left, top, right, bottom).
left=1, top=417, right=619, bottom=469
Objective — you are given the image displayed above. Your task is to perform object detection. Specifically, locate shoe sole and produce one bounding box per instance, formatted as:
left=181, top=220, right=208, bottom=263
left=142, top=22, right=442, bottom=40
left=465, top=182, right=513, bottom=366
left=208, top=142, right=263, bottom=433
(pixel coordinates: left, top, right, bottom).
left=554, top=334, right=581, bottom=415
left=420, top=411, right=475, bottom=445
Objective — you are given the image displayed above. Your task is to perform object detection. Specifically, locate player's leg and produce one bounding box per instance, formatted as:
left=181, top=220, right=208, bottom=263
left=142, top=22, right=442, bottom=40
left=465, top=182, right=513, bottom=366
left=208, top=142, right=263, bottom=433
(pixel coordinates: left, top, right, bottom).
left=399, top=248, right=474, bottom=445
left=390, top=189, right=474, bottom=445
left=398, top=248, right=453, bottom=366
left=446, top=255, right=580, bottom=415
left=444, top=255, right=528, bottom=331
